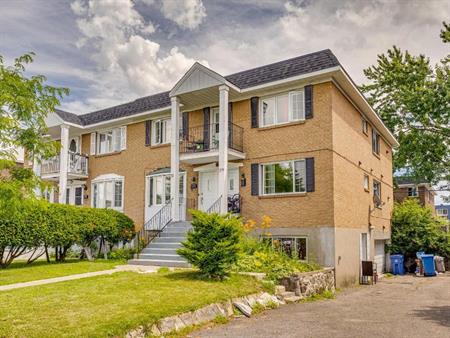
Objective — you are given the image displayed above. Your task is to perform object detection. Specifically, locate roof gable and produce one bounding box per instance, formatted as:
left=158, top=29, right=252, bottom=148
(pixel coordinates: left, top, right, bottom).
left=170, top=62, right=229, bottom=97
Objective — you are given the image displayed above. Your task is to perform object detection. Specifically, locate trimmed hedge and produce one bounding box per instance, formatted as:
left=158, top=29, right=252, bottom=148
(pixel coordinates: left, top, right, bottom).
left=0, top=199, right=135, bottom=268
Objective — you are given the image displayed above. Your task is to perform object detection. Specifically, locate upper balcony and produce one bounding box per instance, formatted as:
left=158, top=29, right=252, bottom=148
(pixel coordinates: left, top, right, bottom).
left=179, top=122, right=245, bottom=164
left=41, top=152, right=89, bottom=180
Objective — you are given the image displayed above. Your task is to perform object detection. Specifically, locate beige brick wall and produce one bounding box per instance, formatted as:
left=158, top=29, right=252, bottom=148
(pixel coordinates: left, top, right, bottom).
left=76, top=81, right=394, bottom=241
left=82, top=121, right=169, bottom=228
left=394, top=186, right=435, bottom=211
left=331, top=84, right=393, bottom=233
left=234, top=83, right=335, bottom=229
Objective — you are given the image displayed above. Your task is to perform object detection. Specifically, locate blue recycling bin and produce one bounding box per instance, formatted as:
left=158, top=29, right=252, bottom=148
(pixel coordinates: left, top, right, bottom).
left=421, top=254, right=436, bottom=276
left=390, top=254, right=404, bottom=275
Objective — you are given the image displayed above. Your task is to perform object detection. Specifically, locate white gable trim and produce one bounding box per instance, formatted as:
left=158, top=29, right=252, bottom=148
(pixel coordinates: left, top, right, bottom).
left=170, top=62, right=240, bottom=97
left=92, top=173, right=124, bottom=182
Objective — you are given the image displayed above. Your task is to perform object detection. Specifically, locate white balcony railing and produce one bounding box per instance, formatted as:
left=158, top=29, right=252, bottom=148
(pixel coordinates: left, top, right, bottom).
left=41, top=152, right=88, bottom=177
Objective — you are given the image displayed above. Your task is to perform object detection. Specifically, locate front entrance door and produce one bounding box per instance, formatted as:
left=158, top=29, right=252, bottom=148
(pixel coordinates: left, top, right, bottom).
left=145, top=173, right=186, bottom=225
left=199, top=168, right=239, bottom=211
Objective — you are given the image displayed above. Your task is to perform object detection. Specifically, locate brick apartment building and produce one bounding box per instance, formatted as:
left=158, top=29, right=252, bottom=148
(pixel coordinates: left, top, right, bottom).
left=36, top=50, right=398, bottom=286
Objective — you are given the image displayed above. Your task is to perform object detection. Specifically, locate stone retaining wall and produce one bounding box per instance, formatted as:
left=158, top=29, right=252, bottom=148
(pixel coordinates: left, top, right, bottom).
left=279, top=268, right=335, bottom=297
left=126, top=292, right=280, bottom=337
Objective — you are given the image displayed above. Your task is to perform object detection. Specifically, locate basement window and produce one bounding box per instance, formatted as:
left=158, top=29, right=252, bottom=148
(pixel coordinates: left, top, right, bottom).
left=264, top=236, right=308, bottom=261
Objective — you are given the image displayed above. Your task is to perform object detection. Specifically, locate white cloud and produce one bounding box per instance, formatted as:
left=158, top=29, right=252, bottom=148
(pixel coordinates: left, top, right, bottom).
left=159, top=0, right=206, bottom=30
left=69, top=0, right=206, bottom=112
left=195, top=0, right=449, bottom=86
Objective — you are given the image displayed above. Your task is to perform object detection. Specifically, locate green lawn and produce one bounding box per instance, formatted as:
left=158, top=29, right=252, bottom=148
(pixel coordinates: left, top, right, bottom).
left=0, top=271, right=262, bottom=337
left=0, top=259, right=123, bottom=286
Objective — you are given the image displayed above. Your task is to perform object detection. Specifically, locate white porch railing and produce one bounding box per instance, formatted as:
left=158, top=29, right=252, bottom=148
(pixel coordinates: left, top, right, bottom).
left=206, top=196, right=222, bottom=214
left=41, top=152, right=88, bottom=176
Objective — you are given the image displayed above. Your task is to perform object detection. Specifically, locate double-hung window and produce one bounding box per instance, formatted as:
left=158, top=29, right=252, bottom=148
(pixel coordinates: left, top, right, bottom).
left=362, top=118, right=369, bottom=135
left=363, top=174, right=369, bottom=191
left=262, top=159, right=306, bottom=195
left=372, top=129, right=380, bottom=155
left=92, top=176, right=124, bottom=211
left=260, top=90, right=304, bottom=127
left=152, top=118, right=171, bottom=145
left=96, top=127, right=126, bottom=155
left=408, top=186, right=418, bottom=197
left=264, top=236, right=308, bottom=261
left=373, top=180, right=382, bottom=208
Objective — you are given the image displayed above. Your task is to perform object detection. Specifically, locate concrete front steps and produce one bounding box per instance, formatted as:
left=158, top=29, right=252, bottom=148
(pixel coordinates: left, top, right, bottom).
left=128, top=221, right=192, bottom=268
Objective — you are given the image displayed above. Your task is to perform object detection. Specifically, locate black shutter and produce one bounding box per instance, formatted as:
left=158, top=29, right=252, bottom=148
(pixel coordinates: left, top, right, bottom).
left=182, top=112, right=189, bottom=140
left=250, top=97, right=259, bottom=128
left=228, top=102, right=233, bottom=148
left=145, top=120, right=151, bottom=146
left=305, top=85, right=313, bottom=119
left=306, top=157, right=315, bottom=192
left=251, top=163, right=259, bottom=196
left=203, top=107, right=210, bottom=150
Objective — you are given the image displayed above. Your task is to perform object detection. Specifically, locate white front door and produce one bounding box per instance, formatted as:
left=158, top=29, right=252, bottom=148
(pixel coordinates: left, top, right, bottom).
left=145, top=173, right=186, bottom=225
left=199, top=171, right=218, bottom=211
left=199, top=168, right=239, bottom=211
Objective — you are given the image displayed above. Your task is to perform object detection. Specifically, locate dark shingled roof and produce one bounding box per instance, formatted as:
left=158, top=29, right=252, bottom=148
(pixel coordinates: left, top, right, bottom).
left=394, top=176, right=430, bottom=185
left=55, top=109, right=84, bottom=125
left=224, top=49, right=339, bottom=89
left=79, top=91, right=171, bottom=125
left=57, top=49, right=340, bottom=126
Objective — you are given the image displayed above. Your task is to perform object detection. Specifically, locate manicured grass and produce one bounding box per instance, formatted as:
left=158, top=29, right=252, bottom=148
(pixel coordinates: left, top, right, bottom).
left=0, top=271, right=262, bottom=337
left=0, top=259, right=123, bottom=286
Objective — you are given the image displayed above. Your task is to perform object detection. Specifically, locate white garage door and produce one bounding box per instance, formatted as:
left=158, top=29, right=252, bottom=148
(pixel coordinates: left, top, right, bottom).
left=374, top=240, right=386, bottom=273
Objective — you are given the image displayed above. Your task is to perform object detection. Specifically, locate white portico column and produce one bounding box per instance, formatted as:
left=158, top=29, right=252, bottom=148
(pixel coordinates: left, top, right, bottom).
left=58, top=124, right=70, bottom=204
left=32, top=154, right=41, bottom=197
left=218, top=85, right=229, bottom=214
left=170, top=96, right=181, bottom=221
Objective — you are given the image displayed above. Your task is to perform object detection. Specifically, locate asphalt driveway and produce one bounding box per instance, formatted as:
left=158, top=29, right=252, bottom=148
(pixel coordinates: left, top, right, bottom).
left=194, top=274, right=450, bottom=338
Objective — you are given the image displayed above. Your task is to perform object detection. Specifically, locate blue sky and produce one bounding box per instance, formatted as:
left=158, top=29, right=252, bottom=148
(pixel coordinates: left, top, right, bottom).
left=1, top=0, right=449, bottom=202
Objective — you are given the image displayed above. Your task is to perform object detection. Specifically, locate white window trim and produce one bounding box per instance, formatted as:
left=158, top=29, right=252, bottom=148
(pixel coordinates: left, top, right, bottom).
left=373, top=180, right=382, bottom=208
left=408, top=186, right=419, bottom=197
left=152, top=118, right=171, bottom=146
left=363, top=174, right=369, bottom=192
left=362, top=118, right=369, bottom=135
left=259, top=89, right=305, bottom=127
left=437, top=209, right=448, bottom=216
left=260, top=159, right=307, bottom=196
left=372, top=128, right=381, bottom=155
left=145, top=172, right=186, bottom=207
left=95, top=126, right=126, bottom=155
left=91, top=174, right=124, bottom=211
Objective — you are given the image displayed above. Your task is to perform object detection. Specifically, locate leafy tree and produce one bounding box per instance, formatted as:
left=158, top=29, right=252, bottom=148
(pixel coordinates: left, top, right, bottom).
left=360, top=22, right=450, bottom=184
left=0, top=53, right=68, bottom=165
left=389, top=199, right=449, bottom=260
left=178, top=211, right=243, bottom=279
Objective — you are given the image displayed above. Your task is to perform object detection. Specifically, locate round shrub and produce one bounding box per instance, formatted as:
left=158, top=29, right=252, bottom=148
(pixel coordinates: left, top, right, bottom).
left=177, top=210, right=243, bottom=279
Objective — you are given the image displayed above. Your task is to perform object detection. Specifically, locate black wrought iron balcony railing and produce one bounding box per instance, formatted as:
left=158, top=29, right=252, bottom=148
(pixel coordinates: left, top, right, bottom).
left=180, top=122, right=243, bottom=154
left=41, top=152, right=89, bottom=176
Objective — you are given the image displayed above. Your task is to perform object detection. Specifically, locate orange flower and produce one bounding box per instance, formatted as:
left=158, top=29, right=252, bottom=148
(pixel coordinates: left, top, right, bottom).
left=261, top=215, right=272, bottom=228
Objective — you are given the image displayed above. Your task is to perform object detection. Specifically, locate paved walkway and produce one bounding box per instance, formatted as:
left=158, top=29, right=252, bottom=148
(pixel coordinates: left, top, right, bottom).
left=0, top=265, right=158, bottom=291
left=194, top=274, right=450, bottom=338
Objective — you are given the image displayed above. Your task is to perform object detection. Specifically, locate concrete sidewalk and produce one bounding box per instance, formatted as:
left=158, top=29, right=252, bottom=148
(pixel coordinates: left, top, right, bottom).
left=0, top=265, right=159, bottom=291
left=194, top=273, right=450, bottom=338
